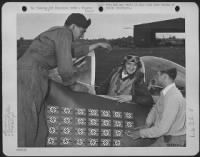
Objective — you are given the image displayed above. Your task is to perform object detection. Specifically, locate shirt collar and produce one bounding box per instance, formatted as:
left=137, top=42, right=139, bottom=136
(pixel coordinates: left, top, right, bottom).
left=121, top=71, right=129, bottom=79
left=161, top=83, right=176, bottom=96
left=119, top=67, right=137, bottom=81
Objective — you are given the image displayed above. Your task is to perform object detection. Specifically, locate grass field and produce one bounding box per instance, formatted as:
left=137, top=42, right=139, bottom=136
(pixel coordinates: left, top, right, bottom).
left=95, top=47, right=185, bottom=86
left=18, top=44, right=185, bottom=86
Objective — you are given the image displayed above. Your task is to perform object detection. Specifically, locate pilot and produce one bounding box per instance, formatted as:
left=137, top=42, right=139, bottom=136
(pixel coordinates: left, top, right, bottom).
left=125, top=68, right=186, bottom=147
left=17, top=13, right=112, bottom=147
left=96, top=54, right=154, bottom=105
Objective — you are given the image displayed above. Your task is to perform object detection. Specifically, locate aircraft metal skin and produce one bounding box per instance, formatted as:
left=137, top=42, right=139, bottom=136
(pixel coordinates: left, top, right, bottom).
left=35, top=54, right=185, bottom=147
left=43, top=81, right=155, bottom=147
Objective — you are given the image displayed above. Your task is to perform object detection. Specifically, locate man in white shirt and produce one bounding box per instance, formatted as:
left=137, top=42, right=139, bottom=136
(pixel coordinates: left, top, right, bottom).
left=124, top=68, right=186, bottom=147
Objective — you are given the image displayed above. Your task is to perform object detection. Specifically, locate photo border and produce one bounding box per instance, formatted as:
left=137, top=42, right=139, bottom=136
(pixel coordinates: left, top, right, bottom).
left=2, top=2, right=199, bottom=156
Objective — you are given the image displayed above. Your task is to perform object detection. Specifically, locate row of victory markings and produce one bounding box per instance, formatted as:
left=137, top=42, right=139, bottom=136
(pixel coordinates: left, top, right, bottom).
left=47, top=116, right=134, bottom=128
left=46, top=106, right=134, bottom=119
left=47, top=136, right=122, bottom=147
left=48, top=126, right=126, bottom=137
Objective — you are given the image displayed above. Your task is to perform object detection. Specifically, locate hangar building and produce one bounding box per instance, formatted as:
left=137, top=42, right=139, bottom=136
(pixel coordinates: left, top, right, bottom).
left=134, top=18, right=185, bottom=47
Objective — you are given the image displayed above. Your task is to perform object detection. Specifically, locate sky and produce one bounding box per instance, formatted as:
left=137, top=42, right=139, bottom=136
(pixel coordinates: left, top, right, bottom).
left=17, top=13, right=185, bottom=40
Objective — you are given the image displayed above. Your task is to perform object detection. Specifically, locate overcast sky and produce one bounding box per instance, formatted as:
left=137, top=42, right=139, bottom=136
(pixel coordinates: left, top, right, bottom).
left=17, top=13, right=185, bottom=39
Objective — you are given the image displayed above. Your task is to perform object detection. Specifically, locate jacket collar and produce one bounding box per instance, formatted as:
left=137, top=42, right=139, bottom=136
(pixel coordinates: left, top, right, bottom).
left=161, top=83, right=176, bottom=96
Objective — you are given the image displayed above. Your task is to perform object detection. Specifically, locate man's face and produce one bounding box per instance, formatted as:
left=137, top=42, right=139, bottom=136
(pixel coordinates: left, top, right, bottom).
left=125, top=62, right=137, bottom=75
left=72, top=25, right=86, bottom=40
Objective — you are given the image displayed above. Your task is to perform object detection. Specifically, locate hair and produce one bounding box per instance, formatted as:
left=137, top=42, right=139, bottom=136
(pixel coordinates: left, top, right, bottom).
left=64, top=13, right=91, bottom=29
left=160, top=68, right=177, bottom=81
left=123, top=55, right=142, bottom=70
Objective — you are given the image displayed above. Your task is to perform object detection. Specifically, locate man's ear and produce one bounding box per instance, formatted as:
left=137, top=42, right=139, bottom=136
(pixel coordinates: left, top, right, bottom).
left=69, top=24, right=76, bottom=30
left=163, top=73, right=169, bottom=81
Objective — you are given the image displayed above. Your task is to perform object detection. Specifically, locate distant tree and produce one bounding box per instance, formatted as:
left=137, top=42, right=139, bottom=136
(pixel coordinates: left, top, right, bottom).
left=109, top=36, right=134, bottom=48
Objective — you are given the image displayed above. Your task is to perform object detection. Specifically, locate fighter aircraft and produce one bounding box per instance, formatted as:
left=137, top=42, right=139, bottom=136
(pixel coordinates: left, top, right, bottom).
left=40, top=51, right=185, bottom=147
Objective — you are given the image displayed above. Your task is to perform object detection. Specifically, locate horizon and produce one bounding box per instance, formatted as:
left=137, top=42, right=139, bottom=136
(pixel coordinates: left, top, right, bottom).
left=17, top=35, right=185, bottom=41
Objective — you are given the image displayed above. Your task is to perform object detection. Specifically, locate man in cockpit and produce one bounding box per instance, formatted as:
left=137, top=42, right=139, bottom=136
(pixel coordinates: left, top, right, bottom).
left=96, top=54, right=154, bottom=106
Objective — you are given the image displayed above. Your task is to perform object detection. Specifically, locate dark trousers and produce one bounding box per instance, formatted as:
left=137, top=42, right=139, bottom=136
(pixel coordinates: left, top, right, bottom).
left=164, top=135, right=186, bottom=147
left=17, top=63, right=49, bottom=147
left=149, top=135, right=186, bottom=147
left=120, top=135, right=186, bottom=147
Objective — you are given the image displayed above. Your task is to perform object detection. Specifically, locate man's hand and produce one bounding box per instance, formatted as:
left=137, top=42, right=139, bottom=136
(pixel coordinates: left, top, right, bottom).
left=114, top=95, right=132, bottom=103
left=126, top=130, right=141, bottom=140
left=98, top=42, right=112, bottom=51
left=133, top=124, right=150, bottom=131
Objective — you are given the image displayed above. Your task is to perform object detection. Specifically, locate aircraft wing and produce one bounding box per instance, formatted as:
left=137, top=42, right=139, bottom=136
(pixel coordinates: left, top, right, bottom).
left=41, top=81, right=154, bottom=147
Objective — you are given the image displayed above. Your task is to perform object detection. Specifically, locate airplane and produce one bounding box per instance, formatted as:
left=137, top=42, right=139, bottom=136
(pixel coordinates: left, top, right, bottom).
left=35, top=51, right=185, bottom=147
